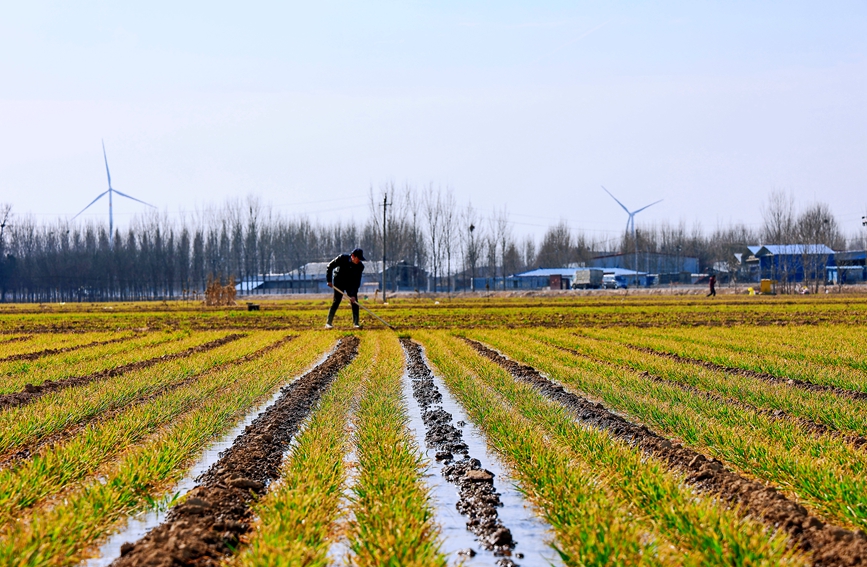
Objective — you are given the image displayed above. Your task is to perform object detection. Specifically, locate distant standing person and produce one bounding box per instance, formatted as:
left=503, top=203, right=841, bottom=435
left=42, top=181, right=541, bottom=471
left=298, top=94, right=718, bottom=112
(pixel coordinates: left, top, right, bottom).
left=707, top=274, right=717, bottom=297
left=325, top=248, right=365, bottom=329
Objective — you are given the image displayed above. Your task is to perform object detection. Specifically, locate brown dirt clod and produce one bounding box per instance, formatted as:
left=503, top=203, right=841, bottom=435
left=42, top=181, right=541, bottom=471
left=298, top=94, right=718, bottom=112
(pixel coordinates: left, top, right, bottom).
left=464, top=337, right=867, bottom=567
left=109, top=335, right=359, bottom=567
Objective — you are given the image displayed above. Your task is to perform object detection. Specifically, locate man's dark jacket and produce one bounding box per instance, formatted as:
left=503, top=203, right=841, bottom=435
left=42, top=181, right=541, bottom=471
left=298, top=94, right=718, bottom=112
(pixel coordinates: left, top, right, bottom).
left=326, top=254, right=364, bottom=295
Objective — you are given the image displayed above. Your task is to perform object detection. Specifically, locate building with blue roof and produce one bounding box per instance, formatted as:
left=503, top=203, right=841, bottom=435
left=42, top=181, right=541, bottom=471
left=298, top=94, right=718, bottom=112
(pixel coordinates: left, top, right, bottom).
left=739, top=244, right=835, bottom=283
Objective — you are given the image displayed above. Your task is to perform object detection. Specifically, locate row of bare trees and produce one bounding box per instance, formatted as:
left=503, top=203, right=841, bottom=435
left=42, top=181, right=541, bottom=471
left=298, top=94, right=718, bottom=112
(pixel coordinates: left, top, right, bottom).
left=0, top=187, right=859, bottom=301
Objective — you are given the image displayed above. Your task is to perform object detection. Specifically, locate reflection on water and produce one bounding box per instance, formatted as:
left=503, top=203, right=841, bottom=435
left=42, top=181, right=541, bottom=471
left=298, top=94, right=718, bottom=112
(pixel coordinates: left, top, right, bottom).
left=402, top=352, right=562, bottom=567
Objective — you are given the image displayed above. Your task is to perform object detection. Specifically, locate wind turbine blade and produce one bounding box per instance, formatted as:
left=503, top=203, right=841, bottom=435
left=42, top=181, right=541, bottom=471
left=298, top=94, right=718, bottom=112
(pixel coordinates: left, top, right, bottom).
left=632, top=199, right=663, bottom=215
left=102, top=139, right=112, bottom=189
left=112, top=189, right=156, bottom=208
left=601, top=186, right=631, bottom=214
left=71, top=190, right=110, bottom=220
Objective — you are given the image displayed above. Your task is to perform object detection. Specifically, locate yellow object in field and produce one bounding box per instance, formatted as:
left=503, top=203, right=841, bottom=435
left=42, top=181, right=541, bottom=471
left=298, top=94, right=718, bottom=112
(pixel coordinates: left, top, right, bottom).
left=760, top=279, right=774, bottom=294
left=747, top=287, right=755, bottom=295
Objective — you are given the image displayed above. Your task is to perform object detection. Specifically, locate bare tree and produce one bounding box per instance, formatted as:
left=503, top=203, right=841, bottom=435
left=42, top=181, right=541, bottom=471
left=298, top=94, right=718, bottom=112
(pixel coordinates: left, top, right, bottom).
left=424, top=185, right=444, bottom=292
left=797, top=202, right=840, bottom=292
left=492, top=207, right=511, bottom=290
left=440, top=188, right=457, bottom=294
left=461, top=203, right=482, bottom=291
left=761, top=190, right=796, bottom=245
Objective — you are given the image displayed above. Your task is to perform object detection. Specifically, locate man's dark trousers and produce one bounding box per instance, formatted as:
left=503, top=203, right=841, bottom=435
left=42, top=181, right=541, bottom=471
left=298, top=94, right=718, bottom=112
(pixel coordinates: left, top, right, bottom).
left=327, top=289, right=359, bottom=326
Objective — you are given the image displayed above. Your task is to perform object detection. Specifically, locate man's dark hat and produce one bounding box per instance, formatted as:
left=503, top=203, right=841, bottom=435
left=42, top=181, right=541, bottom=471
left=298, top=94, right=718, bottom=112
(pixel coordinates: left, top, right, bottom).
left=351, top=248, right=366, bottom=261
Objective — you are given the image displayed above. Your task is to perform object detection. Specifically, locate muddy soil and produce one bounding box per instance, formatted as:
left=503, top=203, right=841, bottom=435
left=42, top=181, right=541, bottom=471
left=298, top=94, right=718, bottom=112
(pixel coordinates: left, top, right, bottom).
left=0, top=334, right=296, bottom=470
left=401, top=338, right=520, bottom=565
left=624, top=341, right=867, bottom=401
left=110, top=336, right=359, bottom=567
left=0, top=334, right=135, bottom=363
left=0, top=334, right=244, bottom=412
left=465, top=338, right=867, bottom=567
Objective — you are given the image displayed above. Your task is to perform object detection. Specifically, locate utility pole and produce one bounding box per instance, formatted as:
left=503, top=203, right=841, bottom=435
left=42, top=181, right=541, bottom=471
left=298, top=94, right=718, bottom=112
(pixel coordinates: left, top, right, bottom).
left=382, top=195, right=390, bottom=303
left=469, top=224, right=476, bottom=292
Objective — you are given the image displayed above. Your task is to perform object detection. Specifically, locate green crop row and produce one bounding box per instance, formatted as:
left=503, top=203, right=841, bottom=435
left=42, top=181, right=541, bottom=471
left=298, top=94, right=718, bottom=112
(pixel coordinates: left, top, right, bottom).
left=489, top=329, right=867, bottom=531
left=417, top=331, right=804, bottom=566
left=345, top=333, right=446, bottom=567
left=556, top=329, right=867, bottom=438
left=234, top=332, right=388, bottom=567
left=0, top=331, right=336, bottom=566
left=0, top=329, right=205, bottom=394
left=0, top=331, right=273, bottom=456
left=586, top=325, right=867, bottom=393
left=0, top=331, right=125, bottom=359
left=634, top=323, right=867, bottom=370
left=0, top=332, right=317, bottom=526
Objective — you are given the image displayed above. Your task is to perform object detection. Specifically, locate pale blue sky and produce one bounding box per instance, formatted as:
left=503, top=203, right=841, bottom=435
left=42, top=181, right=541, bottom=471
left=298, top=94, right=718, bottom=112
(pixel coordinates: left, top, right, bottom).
left=1, top=1, right=865, bottom=239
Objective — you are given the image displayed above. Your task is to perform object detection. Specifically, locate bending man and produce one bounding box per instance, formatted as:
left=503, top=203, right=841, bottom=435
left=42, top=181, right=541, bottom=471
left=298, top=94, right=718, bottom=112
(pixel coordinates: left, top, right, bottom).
left=325, top=248, right=366, bottom=329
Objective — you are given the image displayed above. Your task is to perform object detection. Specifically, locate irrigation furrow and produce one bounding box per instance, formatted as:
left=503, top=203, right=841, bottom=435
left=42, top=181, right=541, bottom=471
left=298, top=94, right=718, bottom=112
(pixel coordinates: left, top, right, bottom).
left=110, top=336, right=359, bottom=567
left=556, top=344, right=867, bottom=450
left=0, top=333, right=244, bottom=411
left=402, top=338, right=560, bottom=566
left=402, top=338, right=520, bottom=564
left=620, top=340, right=867, bottom=401
left=0, top=335, right=295, bottom=482
left=464, top=338, right=867, bottom=567
left=0, top=333, right=134, bottom=363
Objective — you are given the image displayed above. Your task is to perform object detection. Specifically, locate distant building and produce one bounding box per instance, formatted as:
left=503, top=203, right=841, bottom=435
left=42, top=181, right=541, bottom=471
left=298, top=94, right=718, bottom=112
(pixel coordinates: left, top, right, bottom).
left=589, top=252, right=699, bottom=278
left=508, top=267, right=652, bottom=289
left=828, top=250, right=865, bottom=284
left=736, top=245, right=836, bottom=283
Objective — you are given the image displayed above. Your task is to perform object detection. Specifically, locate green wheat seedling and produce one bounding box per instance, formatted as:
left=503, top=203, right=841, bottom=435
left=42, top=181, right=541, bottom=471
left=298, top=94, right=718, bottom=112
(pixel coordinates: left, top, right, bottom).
left=434, top=330, right=806, bottom=567
left=234, top=332, right=376, bottom=567
left=346, top=332, right=446, bottom=567
left=558, top=328, right=867, bottom=438
left=0, top=332, right=336, bottom=566
left=0, top=331, right=278, bottom=456
left=0, top=329, right=199, bottom=394
left=0, top=332, right=318, bottom=525
left=497, top=330, right=867, bottom=531
left=417, top=331, right=712, bottom=567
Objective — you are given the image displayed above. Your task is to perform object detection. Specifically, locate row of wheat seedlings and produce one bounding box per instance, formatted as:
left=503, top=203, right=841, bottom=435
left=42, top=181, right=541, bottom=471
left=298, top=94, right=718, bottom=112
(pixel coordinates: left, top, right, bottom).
left=416, top=331, right=803, bottom=567
left=0, top=331, right=125, bottom=359
left=0, top=331, right=336, bottom=566
left=0, top=331, right=275, bottom=455
left=0, top=330, right=217, bottom=394
left=587, top=325, right=867, bottom=393
left=549, top=329, right=867, bottom=437
left=0, top=332, right=323, bottom=526
left=234, top=331, right=445, bottom=567
left=482, top=329, right=867, bottom=531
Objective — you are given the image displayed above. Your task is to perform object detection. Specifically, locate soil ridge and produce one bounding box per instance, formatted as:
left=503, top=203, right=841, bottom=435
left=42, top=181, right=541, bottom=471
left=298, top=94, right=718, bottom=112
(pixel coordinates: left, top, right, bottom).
left=401, top=338, right=520, bottom=566
left=109, top=335, right=359, bottom=567
left=465, top=337, right=867, bottom=567
left=0, top=334, right=245, bottom=412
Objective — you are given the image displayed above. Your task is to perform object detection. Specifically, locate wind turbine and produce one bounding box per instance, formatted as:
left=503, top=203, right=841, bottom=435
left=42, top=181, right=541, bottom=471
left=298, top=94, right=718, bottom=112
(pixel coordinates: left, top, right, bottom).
left=601, top=186, right=662, bottom=276
left=71, top=141, right=156, bottom=248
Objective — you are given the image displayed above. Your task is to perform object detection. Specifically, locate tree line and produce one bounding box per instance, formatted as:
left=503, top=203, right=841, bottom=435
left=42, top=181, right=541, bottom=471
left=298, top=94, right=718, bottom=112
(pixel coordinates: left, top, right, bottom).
left=0, top=187, right=857, bottom=302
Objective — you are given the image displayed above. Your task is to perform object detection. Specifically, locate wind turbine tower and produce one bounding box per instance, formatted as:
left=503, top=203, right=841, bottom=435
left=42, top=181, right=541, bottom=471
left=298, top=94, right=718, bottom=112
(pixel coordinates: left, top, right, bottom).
left=72, top=141, right=156, bottom=248
left=601, top=186, right=662, bottom=277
